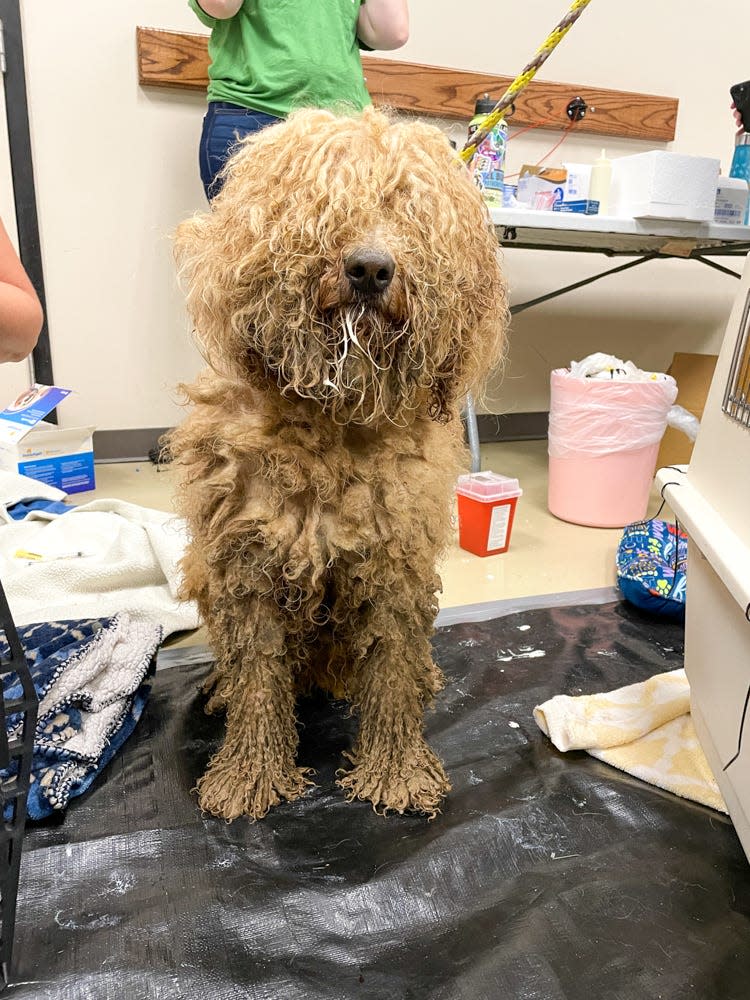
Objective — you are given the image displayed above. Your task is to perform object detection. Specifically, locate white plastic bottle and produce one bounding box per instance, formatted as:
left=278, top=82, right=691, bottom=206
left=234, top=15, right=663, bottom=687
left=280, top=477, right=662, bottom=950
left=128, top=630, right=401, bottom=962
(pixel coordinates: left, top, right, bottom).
left=589, top=149, right=612, bottom=215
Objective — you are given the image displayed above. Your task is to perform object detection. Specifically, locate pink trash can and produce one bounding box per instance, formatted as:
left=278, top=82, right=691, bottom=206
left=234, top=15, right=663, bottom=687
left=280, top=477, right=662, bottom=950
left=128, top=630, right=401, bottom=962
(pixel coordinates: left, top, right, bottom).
left=547, top=369, right=677, bottom=528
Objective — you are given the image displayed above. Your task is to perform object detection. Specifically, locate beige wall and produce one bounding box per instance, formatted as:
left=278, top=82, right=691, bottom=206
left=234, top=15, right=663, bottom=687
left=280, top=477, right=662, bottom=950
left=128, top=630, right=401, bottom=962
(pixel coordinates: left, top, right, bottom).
left=20, top=0, right=205, bottom=430
left=15, top=0, right=750, bottom=428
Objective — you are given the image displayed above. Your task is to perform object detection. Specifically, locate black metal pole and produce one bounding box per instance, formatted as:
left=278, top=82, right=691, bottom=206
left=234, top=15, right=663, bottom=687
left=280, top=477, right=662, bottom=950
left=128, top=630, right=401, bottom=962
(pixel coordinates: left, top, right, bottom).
left=0, top=0, right=56, bottom=412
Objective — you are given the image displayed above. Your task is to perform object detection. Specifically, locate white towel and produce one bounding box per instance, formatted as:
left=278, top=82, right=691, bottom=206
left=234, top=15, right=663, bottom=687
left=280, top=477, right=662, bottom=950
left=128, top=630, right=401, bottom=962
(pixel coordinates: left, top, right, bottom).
left=0, top=497, right=200, bottom=637
left=534, top=669, right=727, bottom=814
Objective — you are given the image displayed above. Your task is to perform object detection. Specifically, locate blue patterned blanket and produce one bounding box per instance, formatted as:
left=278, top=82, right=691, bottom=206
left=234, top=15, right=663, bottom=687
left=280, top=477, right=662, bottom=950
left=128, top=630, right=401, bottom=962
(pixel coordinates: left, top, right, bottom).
left=2, top=614, right=161, bottom=819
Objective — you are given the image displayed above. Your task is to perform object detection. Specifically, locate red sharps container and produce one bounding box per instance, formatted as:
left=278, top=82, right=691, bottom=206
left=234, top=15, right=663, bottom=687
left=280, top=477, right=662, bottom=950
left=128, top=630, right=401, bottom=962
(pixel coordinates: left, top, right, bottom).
left=455, top=472, right=523, bottom=557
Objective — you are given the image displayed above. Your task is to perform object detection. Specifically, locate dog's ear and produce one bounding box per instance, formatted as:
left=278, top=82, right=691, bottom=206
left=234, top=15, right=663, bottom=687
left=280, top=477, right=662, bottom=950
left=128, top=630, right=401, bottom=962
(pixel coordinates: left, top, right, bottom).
left=173, top=214, right=209, bottom=276
left=173, top=211, right=242, bottom=374
left=427, top=253, right=508, bottom=424
left=427, top=345, right=462, bottom=423
left=427, top=335, right=495, bottom=424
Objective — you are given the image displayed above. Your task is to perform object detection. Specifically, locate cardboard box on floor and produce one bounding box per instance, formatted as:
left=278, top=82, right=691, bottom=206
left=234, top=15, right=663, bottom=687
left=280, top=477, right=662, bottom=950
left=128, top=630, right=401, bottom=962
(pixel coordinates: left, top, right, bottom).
left=0, top=384, right=95, bottom=494
left=657, top=353, right=718, bottom=468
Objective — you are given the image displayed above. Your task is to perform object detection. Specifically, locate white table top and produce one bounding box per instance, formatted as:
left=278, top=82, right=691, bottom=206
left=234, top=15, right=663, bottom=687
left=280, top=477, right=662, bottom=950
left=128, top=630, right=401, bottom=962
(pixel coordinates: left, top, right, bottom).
left=489, top=207, right=750, bottom=255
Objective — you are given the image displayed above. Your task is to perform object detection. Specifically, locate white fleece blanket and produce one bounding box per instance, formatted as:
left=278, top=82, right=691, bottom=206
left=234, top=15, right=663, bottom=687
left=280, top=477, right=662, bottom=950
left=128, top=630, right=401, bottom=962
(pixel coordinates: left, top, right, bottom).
left=0, top=492, right=200, bottom=637
left=0, top=468, right=66, bottom=507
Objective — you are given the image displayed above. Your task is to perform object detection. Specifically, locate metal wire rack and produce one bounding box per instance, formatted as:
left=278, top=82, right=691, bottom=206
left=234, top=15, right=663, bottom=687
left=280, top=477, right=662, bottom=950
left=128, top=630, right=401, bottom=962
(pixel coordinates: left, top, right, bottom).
left=723, top=288, right=750, bottom=427
left=0, top=581, right=37, bottom=989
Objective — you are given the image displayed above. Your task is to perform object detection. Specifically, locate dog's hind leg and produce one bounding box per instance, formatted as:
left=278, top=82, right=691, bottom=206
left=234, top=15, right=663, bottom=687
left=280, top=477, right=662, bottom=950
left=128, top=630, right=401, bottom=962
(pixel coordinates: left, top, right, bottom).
left=196, top=593, right=314, bottom=822
left=336, top=579, right=451, bottom=818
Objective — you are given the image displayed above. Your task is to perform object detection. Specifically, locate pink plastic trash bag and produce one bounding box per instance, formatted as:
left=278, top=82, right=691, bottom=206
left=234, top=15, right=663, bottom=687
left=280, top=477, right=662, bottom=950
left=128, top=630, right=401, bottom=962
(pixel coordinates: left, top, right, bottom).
left=547, top=366, right=677, bottom=528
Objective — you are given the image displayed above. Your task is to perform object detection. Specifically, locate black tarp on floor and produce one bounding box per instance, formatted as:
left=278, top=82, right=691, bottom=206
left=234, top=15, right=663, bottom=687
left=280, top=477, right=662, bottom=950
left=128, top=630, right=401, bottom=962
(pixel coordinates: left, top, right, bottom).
left=9, top=600, right=750, bottom=999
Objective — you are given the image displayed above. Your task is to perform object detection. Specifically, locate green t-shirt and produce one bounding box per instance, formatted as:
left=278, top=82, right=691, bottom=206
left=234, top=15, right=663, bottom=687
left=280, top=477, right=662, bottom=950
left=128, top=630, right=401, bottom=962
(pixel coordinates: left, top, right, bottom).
left=189, top=0, right=372, bottom=117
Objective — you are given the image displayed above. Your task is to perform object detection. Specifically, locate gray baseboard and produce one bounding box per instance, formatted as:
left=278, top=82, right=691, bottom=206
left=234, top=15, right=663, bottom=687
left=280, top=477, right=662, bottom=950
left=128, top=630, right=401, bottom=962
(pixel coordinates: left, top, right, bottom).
left=93, top=413, right=549, bottom=463
left=470, top=412, right=549, bottom=442
left=93, top=427, right=171, bottom=463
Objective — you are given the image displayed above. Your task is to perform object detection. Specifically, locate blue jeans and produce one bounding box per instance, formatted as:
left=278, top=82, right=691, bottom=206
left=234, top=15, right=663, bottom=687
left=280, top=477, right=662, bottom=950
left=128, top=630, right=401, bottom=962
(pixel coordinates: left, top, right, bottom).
left=199, top=102, right=281, bottom=200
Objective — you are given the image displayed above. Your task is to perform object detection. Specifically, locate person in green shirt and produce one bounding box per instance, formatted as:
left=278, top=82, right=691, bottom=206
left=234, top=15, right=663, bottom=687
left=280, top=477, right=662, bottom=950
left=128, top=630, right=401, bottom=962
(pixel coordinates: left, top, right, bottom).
left=190, top=0, right=410, bottom=199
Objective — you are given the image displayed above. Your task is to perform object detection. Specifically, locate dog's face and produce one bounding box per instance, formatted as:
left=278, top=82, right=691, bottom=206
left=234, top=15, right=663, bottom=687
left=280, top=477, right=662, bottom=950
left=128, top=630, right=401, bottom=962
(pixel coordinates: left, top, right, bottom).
left=176, top=108, right=507, bottom=425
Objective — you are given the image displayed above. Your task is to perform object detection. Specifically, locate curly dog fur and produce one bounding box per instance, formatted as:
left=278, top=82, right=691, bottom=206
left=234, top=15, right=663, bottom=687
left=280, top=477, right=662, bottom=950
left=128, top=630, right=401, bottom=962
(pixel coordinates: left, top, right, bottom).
left=170, top=107, right=508, bottom=821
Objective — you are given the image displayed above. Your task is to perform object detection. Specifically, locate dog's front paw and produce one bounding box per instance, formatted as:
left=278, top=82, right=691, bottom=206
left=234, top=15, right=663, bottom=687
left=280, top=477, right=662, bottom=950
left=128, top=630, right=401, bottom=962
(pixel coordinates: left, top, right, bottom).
left=337, top=742, right=450, bottom=819
left=196, top=748, right=314, bottom=821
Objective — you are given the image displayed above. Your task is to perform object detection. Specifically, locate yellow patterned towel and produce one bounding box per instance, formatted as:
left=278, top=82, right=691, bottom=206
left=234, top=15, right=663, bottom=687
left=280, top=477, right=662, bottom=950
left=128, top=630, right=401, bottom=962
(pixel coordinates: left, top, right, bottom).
left=534, top=669, right=726, bottom=813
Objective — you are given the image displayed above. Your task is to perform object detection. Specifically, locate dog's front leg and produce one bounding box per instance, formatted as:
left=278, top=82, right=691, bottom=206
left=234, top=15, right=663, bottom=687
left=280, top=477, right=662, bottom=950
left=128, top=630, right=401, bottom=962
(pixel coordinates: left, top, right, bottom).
left=337, top=601, right=450, bottom=818
left=196, top=594, right=313, bottom=822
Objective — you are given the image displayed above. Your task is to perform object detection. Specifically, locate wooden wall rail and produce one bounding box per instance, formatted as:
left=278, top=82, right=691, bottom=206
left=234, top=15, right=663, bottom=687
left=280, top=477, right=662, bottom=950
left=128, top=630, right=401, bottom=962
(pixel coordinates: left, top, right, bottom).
left=136, top=26, right=677, bottom=143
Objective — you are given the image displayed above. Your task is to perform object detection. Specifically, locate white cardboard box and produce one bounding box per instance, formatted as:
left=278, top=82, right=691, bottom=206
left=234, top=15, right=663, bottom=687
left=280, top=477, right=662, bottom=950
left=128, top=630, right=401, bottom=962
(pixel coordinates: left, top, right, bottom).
left=0, top=384, right=95, bottom=494
left=611, top=151, right=720, bottom=222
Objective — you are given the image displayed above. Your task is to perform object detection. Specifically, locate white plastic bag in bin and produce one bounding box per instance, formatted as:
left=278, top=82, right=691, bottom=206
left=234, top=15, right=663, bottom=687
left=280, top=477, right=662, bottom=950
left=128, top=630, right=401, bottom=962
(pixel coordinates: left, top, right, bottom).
left=547, top=354, right=678, bottom=528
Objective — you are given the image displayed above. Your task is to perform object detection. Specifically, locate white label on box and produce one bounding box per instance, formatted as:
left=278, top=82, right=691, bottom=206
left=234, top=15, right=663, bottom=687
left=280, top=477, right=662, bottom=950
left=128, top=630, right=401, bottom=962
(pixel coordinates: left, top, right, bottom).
left=715, top=189, right=747, bottom=224
left=487, top=503, right=511, bottom=551
left=563, top=163, right=592, bottom=201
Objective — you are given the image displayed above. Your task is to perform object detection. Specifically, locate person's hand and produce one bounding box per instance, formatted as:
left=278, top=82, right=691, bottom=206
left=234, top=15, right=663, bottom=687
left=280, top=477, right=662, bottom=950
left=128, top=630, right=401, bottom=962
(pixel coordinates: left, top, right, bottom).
left=732, top=102, right=745, bottom=134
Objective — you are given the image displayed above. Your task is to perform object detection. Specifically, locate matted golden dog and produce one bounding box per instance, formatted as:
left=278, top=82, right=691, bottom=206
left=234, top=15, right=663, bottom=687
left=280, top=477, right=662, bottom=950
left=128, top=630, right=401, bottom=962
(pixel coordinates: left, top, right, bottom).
left=170, top=107, right=507, bottom=821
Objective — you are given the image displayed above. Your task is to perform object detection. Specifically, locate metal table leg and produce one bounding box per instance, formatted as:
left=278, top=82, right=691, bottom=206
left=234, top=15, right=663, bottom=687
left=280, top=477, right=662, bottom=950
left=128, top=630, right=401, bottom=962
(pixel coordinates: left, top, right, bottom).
left=464, top=391, right=481, bottom=473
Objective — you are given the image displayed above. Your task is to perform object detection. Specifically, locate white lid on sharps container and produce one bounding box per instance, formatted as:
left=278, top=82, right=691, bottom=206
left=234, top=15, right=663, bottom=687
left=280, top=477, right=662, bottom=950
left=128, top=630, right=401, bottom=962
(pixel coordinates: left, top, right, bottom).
left=456, top=472, right=523, bottom=502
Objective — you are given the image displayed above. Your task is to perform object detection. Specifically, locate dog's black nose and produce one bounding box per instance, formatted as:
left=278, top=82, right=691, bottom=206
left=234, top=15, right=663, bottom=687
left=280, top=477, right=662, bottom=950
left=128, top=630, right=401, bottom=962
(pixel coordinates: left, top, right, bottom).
left=344, top=248, right=395, bottom=296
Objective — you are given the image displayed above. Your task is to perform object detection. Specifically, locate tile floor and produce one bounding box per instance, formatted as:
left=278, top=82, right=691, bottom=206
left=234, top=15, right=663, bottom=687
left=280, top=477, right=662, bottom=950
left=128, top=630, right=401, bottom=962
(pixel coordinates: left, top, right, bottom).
left=80, top=440, right=660, bottom=647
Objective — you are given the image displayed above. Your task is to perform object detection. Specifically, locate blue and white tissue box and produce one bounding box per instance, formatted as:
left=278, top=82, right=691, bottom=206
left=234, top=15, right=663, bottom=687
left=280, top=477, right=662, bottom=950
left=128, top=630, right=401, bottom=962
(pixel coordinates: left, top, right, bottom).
left=553, top=199, right=600, bottom=215
left=0, top=384, right=95, bottom=494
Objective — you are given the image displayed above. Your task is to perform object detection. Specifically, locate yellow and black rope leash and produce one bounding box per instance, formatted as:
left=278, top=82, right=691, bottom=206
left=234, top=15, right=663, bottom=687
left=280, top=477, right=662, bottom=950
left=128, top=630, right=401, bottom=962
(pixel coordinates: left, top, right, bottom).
left=460, top=0, right=594, bottom=165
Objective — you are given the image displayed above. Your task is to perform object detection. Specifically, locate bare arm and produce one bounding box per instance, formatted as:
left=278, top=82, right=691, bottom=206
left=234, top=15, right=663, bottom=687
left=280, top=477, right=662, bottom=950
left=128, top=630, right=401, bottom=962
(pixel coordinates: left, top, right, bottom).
left=357, top=0, right=409, bottom=51
left=0, top=221, right=43, bottom=364
left=195, top=0, right=242, bottom=19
